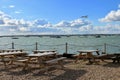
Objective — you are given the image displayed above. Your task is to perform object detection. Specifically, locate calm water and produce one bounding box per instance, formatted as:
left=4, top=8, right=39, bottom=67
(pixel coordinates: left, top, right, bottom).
left=0, top=35, right=120, bottom=54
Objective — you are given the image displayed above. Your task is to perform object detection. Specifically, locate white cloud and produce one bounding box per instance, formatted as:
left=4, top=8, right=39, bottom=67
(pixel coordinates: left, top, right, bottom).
left=0, top=11, right=11, bottom=19
left=55, top=19, right=91, bottom=28
left=0, top=11, right=4, bottom=15
left=99, top=6, right=120, bottom=22
left=9, top=5, right=15, bottom=8
left=79, top=25, right=93, bottom=31
left=91, top=24, right=120, bottom=34
left=0, top=10, right=120, bottom=35
left=52, top=19, right=92, bottom=34
left=118, top=4, right=120, bottom=8
left=33, top=19, right=49, bottom=26
left=55, top=21, right=70, bottom=27
left=0, top=19, right=4, bottom=24
left=19, top=27, right=28, bottom=32
left=71, top=19, right=90, bottom=27
left=9, top=28, right=16, bottom=32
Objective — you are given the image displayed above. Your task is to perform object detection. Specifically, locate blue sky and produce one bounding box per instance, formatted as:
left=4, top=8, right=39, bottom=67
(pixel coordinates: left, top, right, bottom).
left=0, top=0, right=120, bottom=35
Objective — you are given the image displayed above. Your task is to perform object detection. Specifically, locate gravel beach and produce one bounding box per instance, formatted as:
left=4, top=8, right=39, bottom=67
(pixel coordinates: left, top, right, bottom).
left=0, top=59, right=120, bottom=80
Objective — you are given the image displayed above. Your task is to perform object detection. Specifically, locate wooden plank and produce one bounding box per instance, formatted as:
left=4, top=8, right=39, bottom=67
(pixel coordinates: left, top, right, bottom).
left=45, top=57, right=66, bottom=64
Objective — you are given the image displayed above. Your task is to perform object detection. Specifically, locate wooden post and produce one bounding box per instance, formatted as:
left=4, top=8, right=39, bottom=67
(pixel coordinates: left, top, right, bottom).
left=35, top=42, right=38, bottom=50
left=12, top=42, right=14, bottom=49
left=104, top=43, right=106, bottom=54
left=65, top=42, right=68, bottom=54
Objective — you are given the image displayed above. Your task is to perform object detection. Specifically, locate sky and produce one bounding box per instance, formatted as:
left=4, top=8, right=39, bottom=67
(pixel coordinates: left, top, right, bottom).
left=0, top=0, right=120, bottom=35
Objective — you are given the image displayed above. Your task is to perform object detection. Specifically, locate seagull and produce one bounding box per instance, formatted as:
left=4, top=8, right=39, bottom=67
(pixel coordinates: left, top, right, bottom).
left=80, top=15, right=88, bottom=18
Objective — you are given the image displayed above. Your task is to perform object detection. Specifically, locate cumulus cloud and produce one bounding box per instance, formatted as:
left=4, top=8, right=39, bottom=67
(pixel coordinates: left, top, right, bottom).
left=0, top=11, right=93, bottom=35
left=33, top=19, right=49, bottom=26
left=0, top=11, right=53, bottom=34
left=99, top=6, right=120, bottom=22
left=0, top=10, right=120, bottom=35
left=79, top=25, right=93, bottom=31
left=71, top=19, right=90, bottom=27
left=52, top=19, right=92, bottom=34
left=55, top=21, right=70, bottom=27
left=55, top=19, right=91, bottom=28
left=0, top=11, right=11, bottom=19
left=19, top=27, right=28, bottom=32
left=0, top=19, right=4, bottom=24
left=90, top=24, right=120, bottom=34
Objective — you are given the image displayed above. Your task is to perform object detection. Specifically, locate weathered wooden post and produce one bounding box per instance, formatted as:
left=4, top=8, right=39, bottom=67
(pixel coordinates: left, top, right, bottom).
left=65, top=42, right=68, bottom=54
left=35, top=42, right=38, bottom=50
left=12, top=42, right=14, bottom=49
left=104, top=43, right=107, bottom=54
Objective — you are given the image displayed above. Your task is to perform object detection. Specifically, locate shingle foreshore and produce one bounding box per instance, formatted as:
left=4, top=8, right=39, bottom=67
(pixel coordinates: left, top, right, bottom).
left=0, top=59, right=120, bottom=80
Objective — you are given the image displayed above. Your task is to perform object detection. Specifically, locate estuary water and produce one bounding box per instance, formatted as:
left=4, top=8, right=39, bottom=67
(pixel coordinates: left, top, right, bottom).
left=0, top=35, right=120, bottom=54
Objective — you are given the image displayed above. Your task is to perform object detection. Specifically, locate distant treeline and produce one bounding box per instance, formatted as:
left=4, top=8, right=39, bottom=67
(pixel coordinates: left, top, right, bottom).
left=0, top=34, right=120, bottom=37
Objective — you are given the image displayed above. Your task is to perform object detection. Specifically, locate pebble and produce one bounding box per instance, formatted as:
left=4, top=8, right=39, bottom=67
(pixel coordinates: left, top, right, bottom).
left=0, top=59, right=120, bottom=80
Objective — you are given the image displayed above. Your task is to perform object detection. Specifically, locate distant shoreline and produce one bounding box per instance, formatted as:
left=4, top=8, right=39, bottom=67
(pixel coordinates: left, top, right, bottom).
left=0, top=34, right=120, bottom=37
